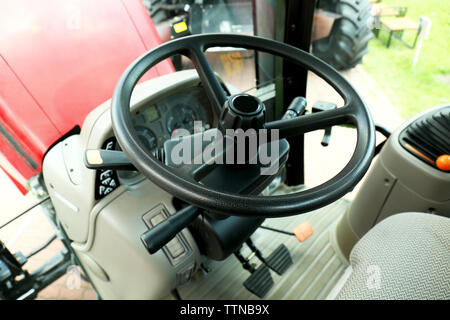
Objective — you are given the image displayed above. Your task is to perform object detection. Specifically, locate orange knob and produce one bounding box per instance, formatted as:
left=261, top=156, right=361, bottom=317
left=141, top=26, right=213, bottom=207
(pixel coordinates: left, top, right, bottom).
left=436, top=154, right=450, bottom=171
left=293, top=222, right=314, bottom=242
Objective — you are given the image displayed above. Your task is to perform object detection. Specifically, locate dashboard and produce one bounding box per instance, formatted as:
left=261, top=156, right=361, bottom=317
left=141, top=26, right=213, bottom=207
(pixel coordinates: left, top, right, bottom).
left=95, top=83, right=217, bottom=200
left=130, top=85, right=215, bottom=153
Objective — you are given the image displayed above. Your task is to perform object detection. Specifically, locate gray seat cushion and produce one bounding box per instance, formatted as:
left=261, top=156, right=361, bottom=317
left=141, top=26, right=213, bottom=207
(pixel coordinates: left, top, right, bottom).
left=337, top=212, right=450, bottom=300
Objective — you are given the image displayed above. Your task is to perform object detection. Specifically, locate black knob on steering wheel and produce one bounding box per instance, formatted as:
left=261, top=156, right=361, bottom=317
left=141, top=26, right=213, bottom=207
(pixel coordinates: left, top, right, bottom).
left=111, top=34, right=375, bottom=217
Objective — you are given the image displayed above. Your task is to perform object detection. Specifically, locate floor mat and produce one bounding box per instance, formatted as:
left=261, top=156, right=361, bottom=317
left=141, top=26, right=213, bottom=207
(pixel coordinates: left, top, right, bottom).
left=178, top=191, right=350, bottom=300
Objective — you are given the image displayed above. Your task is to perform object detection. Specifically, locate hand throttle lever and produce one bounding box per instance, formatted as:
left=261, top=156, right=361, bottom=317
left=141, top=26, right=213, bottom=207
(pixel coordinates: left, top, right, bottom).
left=140, top=205, right=201, bottom=254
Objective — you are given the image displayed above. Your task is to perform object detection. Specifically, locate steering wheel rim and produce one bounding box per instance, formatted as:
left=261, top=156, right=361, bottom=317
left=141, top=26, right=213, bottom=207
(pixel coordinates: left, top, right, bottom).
left=111, top=34, right=375, bottom=217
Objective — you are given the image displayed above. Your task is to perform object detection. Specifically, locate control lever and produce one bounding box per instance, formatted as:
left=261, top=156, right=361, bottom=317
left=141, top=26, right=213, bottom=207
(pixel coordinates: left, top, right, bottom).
left=84, top=149, right=136, bottom=170
left=282, top=96, right=307, bottom=120
left=374, top=124, right=392, bottom=156
left=312, top=101, right=337, bottom=146
left=84, top=148, right=165, bottom=170
left=141, top=205, right=200, bottom=254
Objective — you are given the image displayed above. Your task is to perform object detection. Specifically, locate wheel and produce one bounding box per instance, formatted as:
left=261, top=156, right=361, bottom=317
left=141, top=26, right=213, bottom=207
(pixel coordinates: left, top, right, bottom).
left=111, top=34, right=375, bottom=217
left=313, top=0, right=373, bottom=70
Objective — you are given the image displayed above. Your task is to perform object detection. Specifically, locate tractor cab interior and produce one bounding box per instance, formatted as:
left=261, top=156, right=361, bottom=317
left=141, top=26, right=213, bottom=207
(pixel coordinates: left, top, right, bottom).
left=0, top=0, right=448, bottom=301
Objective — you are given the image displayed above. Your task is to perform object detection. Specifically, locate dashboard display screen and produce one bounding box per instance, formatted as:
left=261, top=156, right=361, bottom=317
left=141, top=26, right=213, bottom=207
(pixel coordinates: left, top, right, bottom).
left=143, top=105, right=159, bottom=122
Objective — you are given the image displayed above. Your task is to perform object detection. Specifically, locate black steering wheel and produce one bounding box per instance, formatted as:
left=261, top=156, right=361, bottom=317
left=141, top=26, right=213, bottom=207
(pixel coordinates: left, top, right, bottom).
left=111, top=34, right=375, bottom=218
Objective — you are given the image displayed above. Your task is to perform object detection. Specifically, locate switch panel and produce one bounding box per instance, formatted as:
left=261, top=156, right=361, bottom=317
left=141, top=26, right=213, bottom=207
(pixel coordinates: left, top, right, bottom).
left=95, top=138, right=120, bottom=200
left=142, top=204, right=190, bottom=265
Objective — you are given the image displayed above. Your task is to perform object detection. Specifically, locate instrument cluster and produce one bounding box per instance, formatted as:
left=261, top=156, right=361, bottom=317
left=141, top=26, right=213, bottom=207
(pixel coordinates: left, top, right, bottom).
left=130, top=85, right=214, bottom=152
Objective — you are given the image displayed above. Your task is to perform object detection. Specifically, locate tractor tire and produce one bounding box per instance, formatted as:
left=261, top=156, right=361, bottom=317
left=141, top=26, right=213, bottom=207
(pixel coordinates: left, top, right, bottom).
left=313, top=0, right=373, bottom=70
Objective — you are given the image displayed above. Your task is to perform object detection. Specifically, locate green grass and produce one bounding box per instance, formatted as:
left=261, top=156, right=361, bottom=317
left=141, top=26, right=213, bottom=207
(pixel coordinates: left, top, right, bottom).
left=362, top=0, right=450, bottom=119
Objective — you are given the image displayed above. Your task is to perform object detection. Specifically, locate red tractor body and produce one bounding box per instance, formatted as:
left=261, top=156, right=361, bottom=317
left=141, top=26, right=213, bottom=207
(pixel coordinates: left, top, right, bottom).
left=0, top=0, right=173, bottom=193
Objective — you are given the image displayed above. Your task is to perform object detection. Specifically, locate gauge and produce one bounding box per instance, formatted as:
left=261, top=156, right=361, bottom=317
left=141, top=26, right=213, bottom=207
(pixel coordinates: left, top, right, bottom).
left=166, top=104, right=197, bottom=134
left=142, top=105, right=159, bottom=122
left=135, top=126, right=157, bottom=151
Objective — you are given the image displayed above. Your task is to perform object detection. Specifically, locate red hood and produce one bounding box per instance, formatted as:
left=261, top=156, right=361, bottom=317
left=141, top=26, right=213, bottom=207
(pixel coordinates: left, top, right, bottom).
left=0, top=0, right=173, bottom=190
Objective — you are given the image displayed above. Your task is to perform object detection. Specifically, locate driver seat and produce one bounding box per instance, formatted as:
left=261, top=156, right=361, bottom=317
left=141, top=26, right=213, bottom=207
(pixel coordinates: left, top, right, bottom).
left=334, top=212, right=450, bottom=300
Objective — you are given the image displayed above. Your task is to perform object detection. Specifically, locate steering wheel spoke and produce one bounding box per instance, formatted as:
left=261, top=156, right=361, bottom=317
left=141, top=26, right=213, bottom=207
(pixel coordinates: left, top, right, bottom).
left=189, top=47, right=228, bottom=115
left=264, top=105, right=355, bottom=139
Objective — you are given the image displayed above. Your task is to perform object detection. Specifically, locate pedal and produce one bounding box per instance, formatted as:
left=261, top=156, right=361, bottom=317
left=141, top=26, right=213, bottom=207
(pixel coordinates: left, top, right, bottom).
left=265, top=244, right=293, bottom=275
left=243, top=264, right=274, bottom=298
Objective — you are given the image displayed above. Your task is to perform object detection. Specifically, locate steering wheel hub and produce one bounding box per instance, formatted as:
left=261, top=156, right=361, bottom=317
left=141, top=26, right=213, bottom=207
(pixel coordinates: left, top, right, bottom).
left=219, top=94, right=266, bottom=132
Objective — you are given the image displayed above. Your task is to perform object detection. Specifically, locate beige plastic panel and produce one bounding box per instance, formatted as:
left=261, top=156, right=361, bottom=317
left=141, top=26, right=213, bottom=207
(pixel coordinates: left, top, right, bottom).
left=76, top=177, right=200, bottom=299
left=345, top=157, right=397, bottom=238
left=344, top=105, right=450, bottom=241
left=42, top=70, right=203, bottom=299
left=376, top=179, right=449, bottom=222
left=43, top=137, right=94, bottom=242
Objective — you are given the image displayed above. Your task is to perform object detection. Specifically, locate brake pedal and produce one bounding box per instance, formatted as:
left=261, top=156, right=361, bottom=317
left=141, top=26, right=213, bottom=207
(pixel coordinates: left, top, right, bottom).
left=265, top=244, right=293, bottom=275
left=246, top=239, right=293, bottom=275
left=243, top=264, right=274, bottom=298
